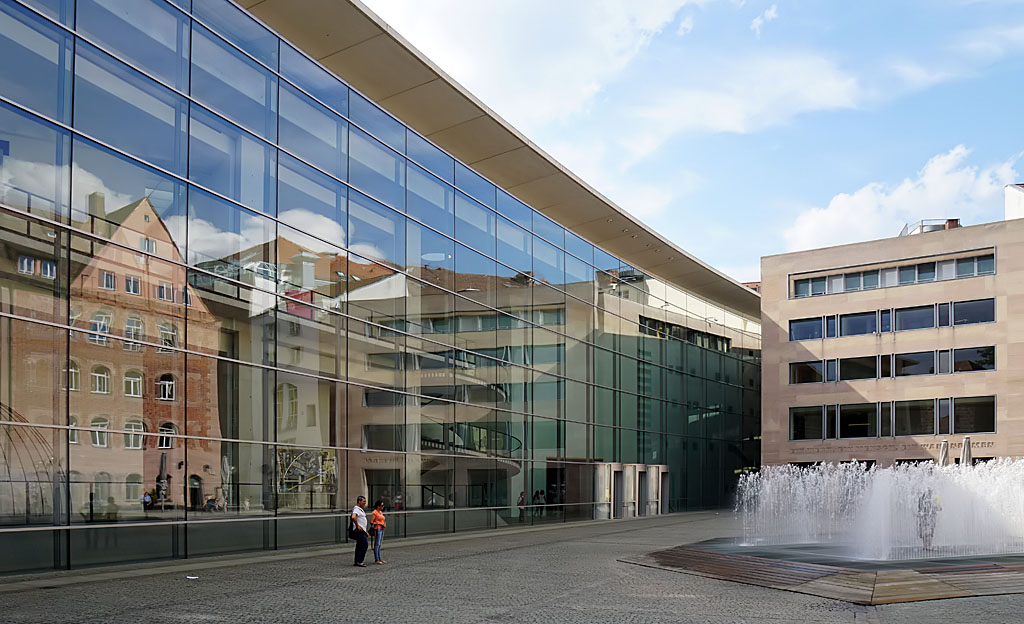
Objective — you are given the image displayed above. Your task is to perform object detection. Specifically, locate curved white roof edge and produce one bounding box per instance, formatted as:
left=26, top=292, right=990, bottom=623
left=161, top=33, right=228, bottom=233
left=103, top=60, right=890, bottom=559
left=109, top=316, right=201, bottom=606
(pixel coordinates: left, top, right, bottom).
left=240, top=0, right=760, bottom=320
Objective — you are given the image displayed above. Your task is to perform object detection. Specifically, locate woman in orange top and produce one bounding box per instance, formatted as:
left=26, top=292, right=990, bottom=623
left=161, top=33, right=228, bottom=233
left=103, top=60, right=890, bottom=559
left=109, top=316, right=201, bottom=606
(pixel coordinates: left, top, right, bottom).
left=370, top=499, right=387, bottom=564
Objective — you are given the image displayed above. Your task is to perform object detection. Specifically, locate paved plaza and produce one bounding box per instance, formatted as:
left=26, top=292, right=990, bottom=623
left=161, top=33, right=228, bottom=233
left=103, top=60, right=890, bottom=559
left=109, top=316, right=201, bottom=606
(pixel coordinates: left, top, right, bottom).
left=3, top=512, right=1024, bottom=623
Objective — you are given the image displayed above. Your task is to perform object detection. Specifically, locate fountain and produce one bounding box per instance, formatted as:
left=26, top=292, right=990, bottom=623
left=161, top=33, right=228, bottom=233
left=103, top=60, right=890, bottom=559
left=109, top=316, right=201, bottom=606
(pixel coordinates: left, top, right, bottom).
left=737, top=458, right=1024, bottom=561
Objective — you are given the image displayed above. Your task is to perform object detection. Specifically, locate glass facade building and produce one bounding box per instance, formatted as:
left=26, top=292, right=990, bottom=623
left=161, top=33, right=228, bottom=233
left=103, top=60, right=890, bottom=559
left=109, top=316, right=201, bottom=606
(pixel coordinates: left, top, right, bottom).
left=0, top=0, right=760, bottom=573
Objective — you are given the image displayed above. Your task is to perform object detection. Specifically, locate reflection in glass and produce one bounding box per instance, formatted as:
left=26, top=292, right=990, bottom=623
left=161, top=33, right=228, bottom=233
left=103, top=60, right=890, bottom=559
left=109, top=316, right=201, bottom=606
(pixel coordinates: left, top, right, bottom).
left=0, top=0, right=73, bottom=122
left=189, top=105, right=276, bottom=215
left=74, top=42, right=188, bottom=175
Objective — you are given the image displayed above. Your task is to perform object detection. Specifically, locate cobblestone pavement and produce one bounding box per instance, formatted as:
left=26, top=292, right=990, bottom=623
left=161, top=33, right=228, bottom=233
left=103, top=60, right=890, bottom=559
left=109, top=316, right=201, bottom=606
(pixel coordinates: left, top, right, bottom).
left=3, top=512, right=1023, bottom=623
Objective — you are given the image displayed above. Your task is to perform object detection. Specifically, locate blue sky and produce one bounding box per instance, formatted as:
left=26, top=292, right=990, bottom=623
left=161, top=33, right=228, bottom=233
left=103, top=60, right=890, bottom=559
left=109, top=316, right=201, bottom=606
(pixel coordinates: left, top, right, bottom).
left=361, top=0, right=1024, bottom=282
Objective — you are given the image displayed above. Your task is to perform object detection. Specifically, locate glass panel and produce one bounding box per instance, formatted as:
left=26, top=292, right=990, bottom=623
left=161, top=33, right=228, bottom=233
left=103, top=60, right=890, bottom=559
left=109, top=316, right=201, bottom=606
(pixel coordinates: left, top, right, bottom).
left=0, top=101, right=69, bottom=221
left=879, top=402, right=892, bottom=436
left=895, top=305, right=934, bottom=331
left=839, top=403, right=876, bottom=438
left=454, top=242, right=496, bottom=310
left=496, top=216, right=531, bottom=274
left=843, top=273, right=861, bottom=291
left=277, top=153, right=346, bottom=243
left=953, top=346, right=995, bottom=372
left=455, top=162, right=495, bottom=209
left=790, top=406, right=822, bottom=440
left=0, top=318, right=64, bottom=426
left=898, top=265, right=916, bottom=285
left=407, top=163, right=454, bottom=236
left=533, top=211, right=564, bottom=248
left=839, top=356, right=876, bottom=381
left=406, top=220, right=453, bottom=290
left=938, top=398, right=950, bottom=435
left=789, top=361, right=823, bottom=384
left=186, top=269, right=274, bottom=366
left=406, top=131, right=453, bottom=183
left=880, top=309, right=891, bottom=333
left=188, top=104, right=276, bottom=215
left=862, top=270, right=879, bottom=289
left=191, top=24, right=277, bottom=141
left=564, top=230, right=593, bottom=265
left=826, top=315, right=836, bottom=338
left=20, top=0, right=73, bottom=25
left=894, top=351, right=935, bottom=376
left=937, top=349, right=951, bottom=374
left=894, top=399, right=935, bottom=436
left=279, top=83, right=347, bottom=179
left=76, top=0, right=189, bottom=91
left=192, top=0, right=278, bottom=69
left=74, top=42, right=188, bottom=175
left=956, top=257, right=976, bottom=278
left=977, top=254, right=995, bottom=275
left=825, top=360, right=837, bottom=382
left=70, top=137, right=186, bottom=262
left=937, top=259, right=956, bottom=280
left=275, top=298, right=344, bottom=380
left=917, top=262, right=936, bottom=282
left=953, top=298, right=994, bottom=325
left=880, top=354, right=892, bottom=378
left=839, top=311, right=876, bottom=336
left=348, top=191, right=404, bottom=269
left=280, top=43, right=347, bottom=116
left=274, top=371, right=339, bottom=447
left=455, top=192, right=495, bottom=257
left=186, top=187, right=276, bottom=286
left=349, top=127, right=404, bottom=210
left=810, top=277, right=826, bottom=295
left=789, top=317, right=822, bottom=341
left=937, top=302, right=950, bottom=327
left=349, top=92, right=404, bottom=152
left=0, top=0, right=72, bottom=122
left=793, top=279, right=809, bottom=297
left=532, top=236, right=563, bottom=286
left=953, top=396, right=995, bottom=434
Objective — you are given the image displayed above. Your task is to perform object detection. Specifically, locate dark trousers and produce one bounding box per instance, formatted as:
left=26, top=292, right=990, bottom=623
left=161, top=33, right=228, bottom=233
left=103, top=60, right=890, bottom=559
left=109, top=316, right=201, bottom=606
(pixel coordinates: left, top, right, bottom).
left=354, top=531, right=369, bottom=564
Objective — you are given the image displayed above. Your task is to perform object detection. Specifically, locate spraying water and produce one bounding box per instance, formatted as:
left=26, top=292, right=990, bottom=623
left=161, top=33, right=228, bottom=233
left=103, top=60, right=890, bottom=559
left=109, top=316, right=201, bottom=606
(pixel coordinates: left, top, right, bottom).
left=737, top=458, right=1024, bottom=561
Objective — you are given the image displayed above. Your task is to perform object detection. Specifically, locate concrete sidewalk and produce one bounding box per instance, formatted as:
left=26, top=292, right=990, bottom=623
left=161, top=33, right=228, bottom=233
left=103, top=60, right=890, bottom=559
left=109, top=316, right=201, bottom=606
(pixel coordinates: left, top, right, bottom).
left=2, top=512, right=1021, bottom=623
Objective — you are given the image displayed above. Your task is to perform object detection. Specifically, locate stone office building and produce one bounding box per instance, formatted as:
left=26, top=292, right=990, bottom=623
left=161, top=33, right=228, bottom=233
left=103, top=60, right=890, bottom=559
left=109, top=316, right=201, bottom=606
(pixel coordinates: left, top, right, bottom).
left=761, top=218, right=1024, bottom=467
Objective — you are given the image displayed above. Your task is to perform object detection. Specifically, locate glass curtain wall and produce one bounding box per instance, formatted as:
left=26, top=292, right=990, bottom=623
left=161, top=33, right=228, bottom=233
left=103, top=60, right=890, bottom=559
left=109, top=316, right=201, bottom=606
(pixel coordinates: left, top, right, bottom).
left=0, top=0, right=760, bottom=572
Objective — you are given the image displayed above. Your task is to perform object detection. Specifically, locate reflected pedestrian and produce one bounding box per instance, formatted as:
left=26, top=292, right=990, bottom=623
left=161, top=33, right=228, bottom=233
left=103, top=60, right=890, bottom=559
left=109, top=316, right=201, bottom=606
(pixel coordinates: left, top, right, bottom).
left=371, top=499, right=387, bottom=564
left=350, top=495, right=369, bottom=567
left=517, top=491, right=526, bottom=523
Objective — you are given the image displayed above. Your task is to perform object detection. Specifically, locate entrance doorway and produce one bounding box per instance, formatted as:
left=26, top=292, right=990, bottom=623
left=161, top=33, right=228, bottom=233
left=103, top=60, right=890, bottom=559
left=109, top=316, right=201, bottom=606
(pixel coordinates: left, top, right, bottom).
left=638, top=471, right=648, bottom=516
left=612, top=470, right=623, bottom=519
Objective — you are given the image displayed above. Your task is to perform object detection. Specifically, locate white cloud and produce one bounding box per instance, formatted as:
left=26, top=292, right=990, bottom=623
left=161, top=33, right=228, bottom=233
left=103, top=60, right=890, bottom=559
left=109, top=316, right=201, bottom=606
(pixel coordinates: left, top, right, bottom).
left=750, top=3, right=778, bottom=37
left=783, top=146, right=1019, bottom=252
left=361, top=0, right=711, bottom=129
left=677, top=14, right=695, bottom=36
left=621, top=52, right=861, bottom=162
left=956, top=23, right=1024, bottom=61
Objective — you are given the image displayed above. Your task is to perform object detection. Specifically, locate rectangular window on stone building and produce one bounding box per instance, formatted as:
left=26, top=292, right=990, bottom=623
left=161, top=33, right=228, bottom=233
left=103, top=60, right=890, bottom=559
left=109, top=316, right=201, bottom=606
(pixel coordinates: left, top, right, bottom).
left=953, top=396, right=995, bottom=434
left=790, top=406, right=823, bottom=440
left=789, top=361, right=823, bottom=384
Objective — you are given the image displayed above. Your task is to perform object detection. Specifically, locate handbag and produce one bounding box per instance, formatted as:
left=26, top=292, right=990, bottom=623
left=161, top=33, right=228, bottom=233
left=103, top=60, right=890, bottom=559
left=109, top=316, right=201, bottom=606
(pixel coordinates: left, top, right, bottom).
left=348, top=519, right=359, bottom=540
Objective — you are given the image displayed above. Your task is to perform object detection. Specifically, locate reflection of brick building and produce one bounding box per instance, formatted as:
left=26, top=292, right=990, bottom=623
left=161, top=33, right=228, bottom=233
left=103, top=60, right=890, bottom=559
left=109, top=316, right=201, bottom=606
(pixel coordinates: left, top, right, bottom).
left=0, top=195, right=225, bottom=519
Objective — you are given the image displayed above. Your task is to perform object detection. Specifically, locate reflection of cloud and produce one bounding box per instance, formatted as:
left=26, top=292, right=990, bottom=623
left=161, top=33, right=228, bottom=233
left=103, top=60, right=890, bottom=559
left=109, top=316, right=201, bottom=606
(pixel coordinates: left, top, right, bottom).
left=278, top=208, right=346, bottom=252
left=69, top=163, right=137, bottom=214
left=348, top=243, right=389, bottom=264
left=784, top=146, right=1019, bottom=252
left=170, top=213, right=274, bottom=263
